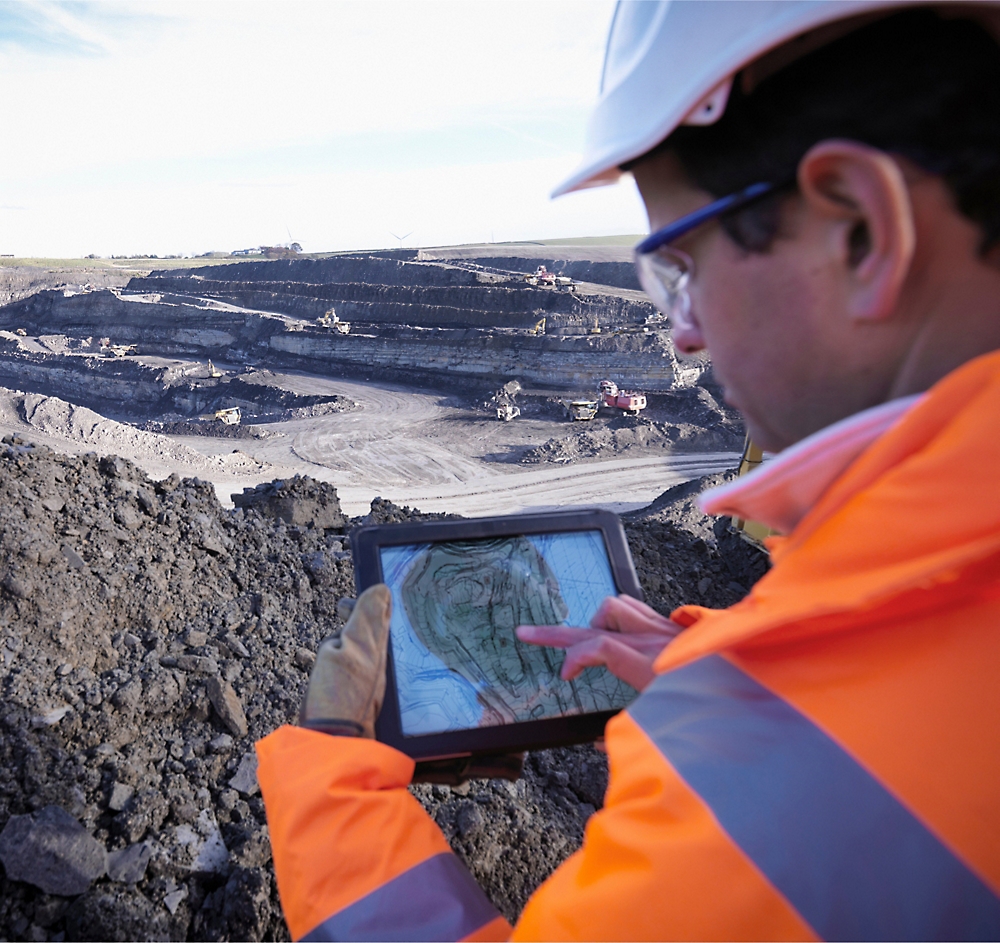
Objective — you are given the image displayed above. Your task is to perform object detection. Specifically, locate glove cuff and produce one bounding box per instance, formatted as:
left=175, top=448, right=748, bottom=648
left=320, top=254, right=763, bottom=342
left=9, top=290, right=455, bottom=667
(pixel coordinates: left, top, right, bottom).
left=300, top=717, right=365, bottom=738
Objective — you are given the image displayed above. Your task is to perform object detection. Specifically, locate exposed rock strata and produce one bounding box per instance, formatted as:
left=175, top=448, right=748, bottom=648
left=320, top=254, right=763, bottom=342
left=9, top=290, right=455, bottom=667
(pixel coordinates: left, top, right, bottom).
left=0, top=266, right=133, bottom=308
left=0, top=290, right=693, bottom=396
left=0, top=342, right=349, bottom=424
left=0, top=252, right=697, bottom=397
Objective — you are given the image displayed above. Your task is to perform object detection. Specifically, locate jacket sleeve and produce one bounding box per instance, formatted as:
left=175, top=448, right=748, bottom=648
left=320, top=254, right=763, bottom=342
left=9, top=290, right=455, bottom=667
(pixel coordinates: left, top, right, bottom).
left=258, top=715, right=814, bottom=942
left=256, top=726, right=511, bottom=942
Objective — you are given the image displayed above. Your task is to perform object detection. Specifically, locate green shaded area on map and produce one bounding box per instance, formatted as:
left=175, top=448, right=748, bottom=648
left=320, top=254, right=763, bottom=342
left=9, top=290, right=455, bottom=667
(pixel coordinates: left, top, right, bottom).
left=401, top=536, right=631, bottom=726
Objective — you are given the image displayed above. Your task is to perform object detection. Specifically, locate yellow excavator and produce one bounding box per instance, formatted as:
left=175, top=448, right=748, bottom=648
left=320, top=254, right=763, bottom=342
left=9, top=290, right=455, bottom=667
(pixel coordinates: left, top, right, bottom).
left=731, top=437, right=777, bottom=547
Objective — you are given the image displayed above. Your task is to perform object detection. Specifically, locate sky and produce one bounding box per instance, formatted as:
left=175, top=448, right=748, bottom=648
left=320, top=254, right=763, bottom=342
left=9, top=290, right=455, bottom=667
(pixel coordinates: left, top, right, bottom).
left=0, top=1, right=649, bottom=257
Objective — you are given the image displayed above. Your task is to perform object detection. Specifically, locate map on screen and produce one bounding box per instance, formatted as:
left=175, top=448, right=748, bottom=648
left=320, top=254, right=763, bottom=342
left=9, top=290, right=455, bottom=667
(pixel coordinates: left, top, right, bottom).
left=380, top=531, right=638, bottom=736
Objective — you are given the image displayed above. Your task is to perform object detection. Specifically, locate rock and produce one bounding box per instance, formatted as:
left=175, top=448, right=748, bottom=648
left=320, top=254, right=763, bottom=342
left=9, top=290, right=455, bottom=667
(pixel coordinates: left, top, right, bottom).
left=99, top=455, right=130, bottom=479
left=174, top=809, right=228, bottom=874
left=61, top=544, right=86, bottom=569
left=163, top=885, right=188, bottom=915
left=301, top=551, right=329, bottom=578
left=156, top=472, right=181, bottom=493
left=228, top=752, right=259, bottom=797
left=218, top=789, right=239, bottom=811
left=293, top=646, right=315, bottom=670
left=199, top=533, right=226, bottom=555
left=457, top=802, right=485, bottom=838
left=223, top=632, right=249, bottom=658
left=208, top=733, right=234, bottom=753
left=112, top=791, right=168, bottom=845
left=205, top=675, right=248, bottom=737
left=232, top=477, right=345, bottom=529
left=184, top=630, right=208, bottom=648
left=111, top=678, right=142, bottom=712
left=113, top=504, right=140, bottom=530
left=0, top=805, right=107, bottom=896
left=30, top=705, right=71, bottom=728
left=175, top=655, right=219, bottom=674
left=220, top=867, right=273, bottom=940
left=66, top=887, right=171, bottom=942
left=108, top=782, right=134, bottom=812
left=107, top=842, right=151, bottom=883
left=2, top=574, right=32, bottom=598
left=33, top=896, right=69, bottom=928
left=229, top=824, right=272, bottom=869
left=41, top=496, right=64, bottom=512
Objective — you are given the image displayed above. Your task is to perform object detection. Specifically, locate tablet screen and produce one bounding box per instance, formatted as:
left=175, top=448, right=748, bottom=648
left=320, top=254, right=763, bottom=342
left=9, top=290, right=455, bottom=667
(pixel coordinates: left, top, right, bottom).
left=380, top=530, right=638, bottom=737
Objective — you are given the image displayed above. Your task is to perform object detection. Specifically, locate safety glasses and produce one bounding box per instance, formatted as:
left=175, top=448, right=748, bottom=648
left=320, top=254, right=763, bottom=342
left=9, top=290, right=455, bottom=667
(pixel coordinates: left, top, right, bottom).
left=633, top=181, right=778, bottom=332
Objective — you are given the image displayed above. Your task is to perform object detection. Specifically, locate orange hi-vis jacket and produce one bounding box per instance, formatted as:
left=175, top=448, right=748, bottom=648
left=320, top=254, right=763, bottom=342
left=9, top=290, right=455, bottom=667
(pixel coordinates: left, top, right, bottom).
left=257, top=349, right=1000, bottom=941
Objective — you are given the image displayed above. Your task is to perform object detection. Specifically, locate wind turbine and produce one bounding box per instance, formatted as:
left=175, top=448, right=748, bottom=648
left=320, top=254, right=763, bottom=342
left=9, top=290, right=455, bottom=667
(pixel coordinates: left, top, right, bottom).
left=389, top=231, right=413, bottom=249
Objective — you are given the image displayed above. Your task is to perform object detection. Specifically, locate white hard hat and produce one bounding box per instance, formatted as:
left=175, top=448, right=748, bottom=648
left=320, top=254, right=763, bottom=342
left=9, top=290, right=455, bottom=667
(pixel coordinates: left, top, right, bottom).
left=553, top=0, right=1000, bottom=197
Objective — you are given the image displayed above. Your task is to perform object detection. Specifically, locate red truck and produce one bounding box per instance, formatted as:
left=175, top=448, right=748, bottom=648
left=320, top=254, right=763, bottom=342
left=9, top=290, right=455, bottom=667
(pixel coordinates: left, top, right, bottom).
left=599, top=380, right=646, bottom=416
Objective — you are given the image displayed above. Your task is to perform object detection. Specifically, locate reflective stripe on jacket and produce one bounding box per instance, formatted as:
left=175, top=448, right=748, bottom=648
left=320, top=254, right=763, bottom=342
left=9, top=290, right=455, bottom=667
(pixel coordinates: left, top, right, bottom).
left=258, top=349, right=1000, bottom=941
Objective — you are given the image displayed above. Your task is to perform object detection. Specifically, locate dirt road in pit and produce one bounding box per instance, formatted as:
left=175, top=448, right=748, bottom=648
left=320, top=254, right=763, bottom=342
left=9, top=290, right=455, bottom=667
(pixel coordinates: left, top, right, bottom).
left=174, top=371, right=740, bottom=516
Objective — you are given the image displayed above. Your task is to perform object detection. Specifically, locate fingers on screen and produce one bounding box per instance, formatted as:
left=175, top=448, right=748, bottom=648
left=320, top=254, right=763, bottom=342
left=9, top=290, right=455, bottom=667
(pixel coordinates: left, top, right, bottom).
left=515, top=624, right=596, bottom=648
left=589, top=594, right=680, bottom=637
left=616, top=593, right=673, bottom=624
left=561, top=635, right=656, bottom=690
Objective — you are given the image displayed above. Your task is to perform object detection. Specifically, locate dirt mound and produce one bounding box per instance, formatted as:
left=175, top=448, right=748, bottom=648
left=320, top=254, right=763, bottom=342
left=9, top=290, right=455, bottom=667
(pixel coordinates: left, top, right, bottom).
left=0, top=389, right=274, bottom=484
left=622, top=473, right=770, bottom=613
left=17, top=394, right=201, bottom=461
left=517, top=418, right=743, bottom=464
left=0, top=439, right=766, bottom=940
left=0, top=442, right=354, bottom=941
left=139, top=420, right=266, bottom=440
left=511, top=387, right=744, bottom=464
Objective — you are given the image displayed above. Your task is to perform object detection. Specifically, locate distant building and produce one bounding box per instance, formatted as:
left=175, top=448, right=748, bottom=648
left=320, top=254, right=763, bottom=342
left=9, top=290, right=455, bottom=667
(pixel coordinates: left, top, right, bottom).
left=231, top=243, right=301, bottom=259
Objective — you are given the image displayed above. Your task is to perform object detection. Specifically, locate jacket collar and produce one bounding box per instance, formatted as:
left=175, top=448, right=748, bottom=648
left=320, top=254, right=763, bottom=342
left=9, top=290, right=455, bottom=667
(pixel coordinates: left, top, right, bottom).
left=699, top=394, right=923, bottom=536
left=656, top=349, right=1000, bottom=673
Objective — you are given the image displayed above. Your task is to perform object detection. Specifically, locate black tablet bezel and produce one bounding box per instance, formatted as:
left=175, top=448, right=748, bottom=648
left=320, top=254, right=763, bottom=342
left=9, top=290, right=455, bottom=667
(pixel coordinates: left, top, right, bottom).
left=351, top=508, right=643, bottom=761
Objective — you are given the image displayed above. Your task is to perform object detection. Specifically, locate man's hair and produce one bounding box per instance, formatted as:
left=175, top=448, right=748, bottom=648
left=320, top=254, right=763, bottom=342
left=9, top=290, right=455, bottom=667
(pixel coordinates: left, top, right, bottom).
left=659, top=9, right=1000, bottom=253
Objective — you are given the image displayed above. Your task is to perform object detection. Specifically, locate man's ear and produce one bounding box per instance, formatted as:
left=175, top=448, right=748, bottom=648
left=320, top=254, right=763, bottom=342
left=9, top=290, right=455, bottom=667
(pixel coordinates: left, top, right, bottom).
left=798, top=140, right=916, bottom=321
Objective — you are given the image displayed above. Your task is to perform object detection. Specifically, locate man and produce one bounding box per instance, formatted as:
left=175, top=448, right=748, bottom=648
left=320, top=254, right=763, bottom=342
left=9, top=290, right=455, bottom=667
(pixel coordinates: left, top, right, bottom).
left=256, top=3, right=1000, bottom=939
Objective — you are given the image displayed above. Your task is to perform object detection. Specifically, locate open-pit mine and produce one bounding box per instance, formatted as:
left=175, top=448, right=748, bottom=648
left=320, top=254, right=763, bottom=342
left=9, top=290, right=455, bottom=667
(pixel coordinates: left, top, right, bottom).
left=0, top=247, right=744, bottom=515
left=0, top=246, right=763, bottom=942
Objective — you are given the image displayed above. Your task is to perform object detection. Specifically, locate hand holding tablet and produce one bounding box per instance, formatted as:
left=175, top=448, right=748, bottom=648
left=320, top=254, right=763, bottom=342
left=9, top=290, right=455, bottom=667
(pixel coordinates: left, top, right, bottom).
left=349, top=509, right=647, bottom=764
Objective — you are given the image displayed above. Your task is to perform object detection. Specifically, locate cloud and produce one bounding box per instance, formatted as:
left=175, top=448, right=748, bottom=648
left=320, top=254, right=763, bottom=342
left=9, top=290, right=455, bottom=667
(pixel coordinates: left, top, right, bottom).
left=0, top=1, right=643, bottom=256
left=0, top=1, right=161, bottom=56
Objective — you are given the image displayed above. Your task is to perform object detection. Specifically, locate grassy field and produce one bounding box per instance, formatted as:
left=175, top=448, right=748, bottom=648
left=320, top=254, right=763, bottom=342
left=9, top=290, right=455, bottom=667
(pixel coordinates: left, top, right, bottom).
left=0, top=236, right=645, bottom=274
left=0, top=256, right=256, bottom=273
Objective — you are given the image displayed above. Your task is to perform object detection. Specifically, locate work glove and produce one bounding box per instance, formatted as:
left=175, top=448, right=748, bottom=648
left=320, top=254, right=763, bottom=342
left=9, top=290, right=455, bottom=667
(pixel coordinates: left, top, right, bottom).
left=301, top=584, right=524, bottom=785
left=299, top=584, right=391, bottom=739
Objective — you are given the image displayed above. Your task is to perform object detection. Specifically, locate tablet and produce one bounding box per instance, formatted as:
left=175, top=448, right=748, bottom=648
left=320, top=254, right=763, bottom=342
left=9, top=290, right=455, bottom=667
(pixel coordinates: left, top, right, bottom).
left=351, top=509, right=643, bottom=762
